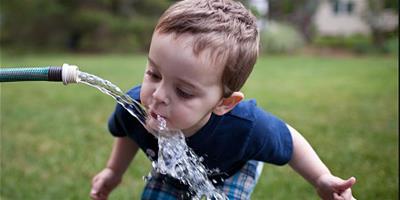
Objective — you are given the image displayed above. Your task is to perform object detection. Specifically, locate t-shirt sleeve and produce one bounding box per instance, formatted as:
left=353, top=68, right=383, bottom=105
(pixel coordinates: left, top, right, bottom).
left=107, top=85, right=142, bottom=137
left=246, top=108, right=293, bottom=165
left=108, top=104, right=128, bottom=137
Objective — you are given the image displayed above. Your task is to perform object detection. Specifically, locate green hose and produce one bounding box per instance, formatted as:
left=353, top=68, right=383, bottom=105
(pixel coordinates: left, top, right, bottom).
left=0, top=64, right=79, bottom=84
left=0, top=67, right=62, bottom=82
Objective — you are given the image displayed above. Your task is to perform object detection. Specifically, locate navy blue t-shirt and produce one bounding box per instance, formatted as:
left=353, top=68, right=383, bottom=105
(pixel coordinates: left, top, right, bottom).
left=108, top=85, right=293, bottom=181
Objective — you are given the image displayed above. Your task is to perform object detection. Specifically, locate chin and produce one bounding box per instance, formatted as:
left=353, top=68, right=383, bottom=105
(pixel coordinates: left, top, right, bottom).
left=144, top=117, right=159, bottom=134
left=146, top=117, right=187, bottom=138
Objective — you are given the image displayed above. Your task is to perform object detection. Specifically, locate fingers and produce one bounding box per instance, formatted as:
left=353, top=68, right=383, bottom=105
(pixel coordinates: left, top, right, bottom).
left=90, top=187, right=109, bottom=200
left=335, top=177, right=356, bottom=192
left=333, top=192, right=344, bottom=200
left=337, top=184, right=356, bottom=200
left=90, top=177, right=110, bottom=200
left=90, top=190, right=107, bottom=200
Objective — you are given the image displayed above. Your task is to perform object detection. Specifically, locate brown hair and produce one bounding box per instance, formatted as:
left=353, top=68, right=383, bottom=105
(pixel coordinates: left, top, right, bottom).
left=155, top=0, right=259, bottom=97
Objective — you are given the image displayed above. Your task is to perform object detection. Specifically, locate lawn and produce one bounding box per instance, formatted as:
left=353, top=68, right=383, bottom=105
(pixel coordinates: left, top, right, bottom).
left=1, top=53, right=398, bottom=199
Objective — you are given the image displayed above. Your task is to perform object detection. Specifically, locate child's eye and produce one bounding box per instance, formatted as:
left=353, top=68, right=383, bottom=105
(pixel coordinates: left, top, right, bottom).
left=176, top=88, right=194, bottom=99
left=146, top=70, right=161, bottom=80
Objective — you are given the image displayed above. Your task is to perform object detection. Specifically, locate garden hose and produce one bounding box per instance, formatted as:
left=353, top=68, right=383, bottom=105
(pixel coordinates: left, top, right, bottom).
left=0, top=64, right=79, bottom=85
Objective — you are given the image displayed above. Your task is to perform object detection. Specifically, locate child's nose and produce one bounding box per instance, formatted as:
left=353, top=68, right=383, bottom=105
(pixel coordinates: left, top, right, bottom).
left=152, top=85, right=170, bottom=105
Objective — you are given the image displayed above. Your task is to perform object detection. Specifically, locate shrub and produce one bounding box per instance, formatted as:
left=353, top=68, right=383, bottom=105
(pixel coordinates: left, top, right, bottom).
left=260, top=21, right=305, bottom=54
left=72, top=10, right=157, bottom=53
left=312, top=35, right=376, bottom=54
left=383, top=37, right=399, bottom=54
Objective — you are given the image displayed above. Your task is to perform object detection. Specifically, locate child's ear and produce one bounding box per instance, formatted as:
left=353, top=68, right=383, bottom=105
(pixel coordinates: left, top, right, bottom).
left=213, top=92, right=244, bottom=116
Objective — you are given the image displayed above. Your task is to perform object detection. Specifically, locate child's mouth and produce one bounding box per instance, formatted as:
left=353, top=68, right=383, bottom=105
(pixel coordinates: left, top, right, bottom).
left=149, top=111, right=168, bottom=126
left=150, top=111, right=162, bottom=120
left=145, top=111, right=171, bottom=134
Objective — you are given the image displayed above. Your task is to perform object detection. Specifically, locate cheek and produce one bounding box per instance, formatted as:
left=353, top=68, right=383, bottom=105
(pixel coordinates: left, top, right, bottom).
left=169, top=108, right=195, bottom=128
left=140, top=83, right=152, bottom=106
left=169, top=102, right=209, bottom=128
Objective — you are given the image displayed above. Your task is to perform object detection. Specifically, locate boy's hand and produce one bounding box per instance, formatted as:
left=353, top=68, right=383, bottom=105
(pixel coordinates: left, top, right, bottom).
left=90, top=168, right=122, bottom=200
left=315, top=174, right=356, bottom=200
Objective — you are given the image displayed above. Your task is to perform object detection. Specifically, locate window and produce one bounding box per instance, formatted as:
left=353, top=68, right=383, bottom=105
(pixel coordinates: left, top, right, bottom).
left=332, top=0, right=355, bottom=15
left=333, top=0, right=340, bottom=14
left=347, top=1, right=354, bottom=14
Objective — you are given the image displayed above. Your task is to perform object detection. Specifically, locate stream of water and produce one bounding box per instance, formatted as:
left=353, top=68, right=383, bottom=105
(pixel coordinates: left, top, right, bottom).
left=77, top=71, right=227, bottom=200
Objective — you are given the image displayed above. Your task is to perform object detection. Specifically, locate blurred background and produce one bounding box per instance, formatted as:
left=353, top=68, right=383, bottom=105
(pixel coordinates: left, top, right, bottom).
left=0, top=0, right=398, bottom=54
left=0, top=0, right=398, bottom=200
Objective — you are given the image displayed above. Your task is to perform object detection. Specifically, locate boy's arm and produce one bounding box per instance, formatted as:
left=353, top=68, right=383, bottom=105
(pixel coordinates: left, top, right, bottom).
left=90, top=137, right=138, bottom=200
left=107, top=137, right=139, bottom=176
left=286, top=124, right=356, bottom=200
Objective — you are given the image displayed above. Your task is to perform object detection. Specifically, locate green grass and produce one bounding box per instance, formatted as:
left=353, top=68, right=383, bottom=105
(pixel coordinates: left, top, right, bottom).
left=1, top=53, right=398, bottom=199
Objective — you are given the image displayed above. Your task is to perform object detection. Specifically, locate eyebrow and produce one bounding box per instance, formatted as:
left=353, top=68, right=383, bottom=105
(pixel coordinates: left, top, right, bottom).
left=148, top=57, right=160, bottom=69
left=147, top=56, right=200, bottom=92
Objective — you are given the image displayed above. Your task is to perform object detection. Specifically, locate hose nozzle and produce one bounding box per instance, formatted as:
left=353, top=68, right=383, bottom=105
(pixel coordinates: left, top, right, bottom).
left=61, top=63, right=79, bottom=85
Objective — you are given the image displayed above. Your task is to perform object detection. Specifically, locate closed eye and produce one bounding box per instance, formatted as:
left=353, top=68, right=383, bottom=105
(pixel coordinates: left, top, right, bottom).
left=146, top=70, right=161, bottom=80
left=176, top=88, right=194, bottom=99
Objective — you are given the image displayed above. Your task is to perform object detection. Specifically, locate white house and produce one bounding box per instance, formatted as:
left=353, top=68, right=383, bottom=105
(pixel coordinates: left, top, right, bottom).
left=313, top=0, right=371, bottom=36
left=314, top=0, right=398, bottom=36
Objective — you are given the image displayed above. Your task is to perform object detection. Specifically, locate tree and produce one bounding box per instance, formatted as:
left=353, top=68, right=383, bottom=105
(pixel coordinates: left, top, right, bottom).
left=364, top=0, right=398, bottom=48
left=267, top=0, right=320, bottom=42
left=0, top=0, right=176, bottom=52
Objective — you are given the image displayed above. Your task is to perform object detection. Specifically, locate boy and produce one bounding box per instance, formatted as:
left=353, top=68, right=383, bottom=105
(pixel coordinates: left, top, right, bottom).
left=91, top=0, right=356, bottom=199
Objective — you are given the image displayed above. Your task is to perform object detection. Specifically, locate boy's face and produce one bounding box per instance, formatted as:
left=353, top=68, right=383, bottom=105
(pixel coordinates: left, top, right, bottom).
left=141, top=32, right=225, bottom=136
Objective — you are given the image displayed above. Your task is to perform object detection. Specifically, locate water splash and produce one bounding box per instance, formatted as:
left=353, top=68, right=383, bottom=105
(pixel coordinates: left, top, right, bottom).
left=77, top=71, right=226, bottom=199
left=77, top=72, right=147, bottom=127
left=154, top=116, right=226, bottom=200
